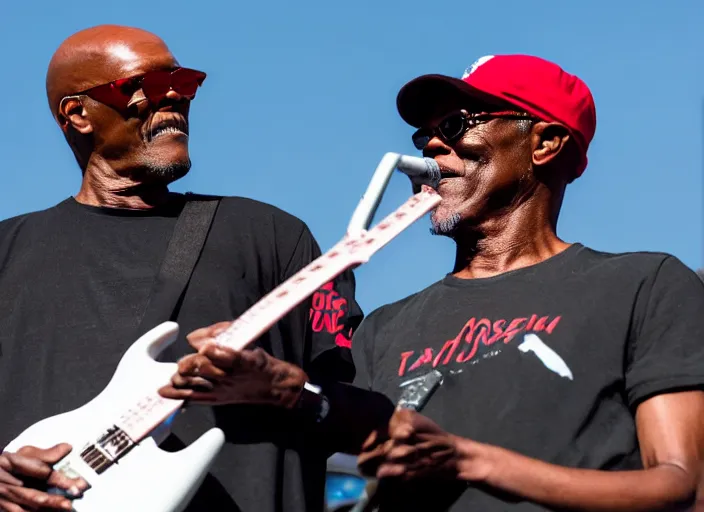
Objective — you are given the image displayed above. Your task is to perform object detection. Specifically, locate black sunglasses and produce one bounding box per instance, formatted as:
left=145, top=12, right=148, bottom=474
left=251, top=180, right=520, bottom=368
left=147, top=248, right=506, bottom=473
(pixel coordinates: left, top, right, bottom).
left=412, top=110, right=537, bottom=150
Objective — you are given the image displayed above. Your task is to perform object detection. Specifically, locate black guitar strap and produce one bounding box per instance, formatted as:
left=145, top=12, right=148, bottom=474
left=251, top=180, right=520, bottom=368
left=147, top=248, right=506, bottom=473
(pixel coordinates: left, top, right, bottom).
left=135, top=193, right=221, bottom=339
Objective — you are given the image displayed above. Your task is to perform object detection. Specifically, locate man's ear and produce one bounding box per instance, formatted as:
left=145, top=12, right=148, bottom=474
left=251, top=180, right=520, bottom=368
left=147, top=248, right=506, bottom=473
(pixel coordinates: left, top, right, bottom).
left=58, top=97, right=93, bottom=135
left=531, top=122, right=571, bottom=168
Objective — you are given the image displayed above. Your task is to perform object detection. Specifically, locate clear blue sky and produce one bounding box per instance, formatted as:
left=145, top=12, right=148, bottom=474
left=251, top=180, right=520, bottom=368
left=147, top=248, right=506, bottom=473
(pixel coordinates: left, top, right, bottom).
left=1, top=1, right=702, bottom=315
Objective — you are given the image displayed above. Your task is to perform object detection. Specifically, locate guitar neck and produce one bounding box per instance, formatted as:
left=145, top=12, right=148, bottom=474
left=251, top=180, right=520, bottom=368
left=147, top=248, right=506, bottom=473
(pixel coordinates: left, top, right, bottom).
left=116, top=394, right=184, bottom=444
left=212, top=188, right=441, bottom=352
left=212, top=238, right=353, bottom=351
left=103, top=188, right=441, bottom=449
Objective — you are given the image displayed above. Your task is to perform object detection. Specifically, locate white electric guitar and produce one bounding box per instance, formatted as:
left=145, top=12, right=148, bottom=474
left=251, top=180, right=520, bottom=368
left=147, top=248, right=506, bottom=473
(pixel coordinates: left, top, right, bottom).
left=3, top=153, right=441, bottom=512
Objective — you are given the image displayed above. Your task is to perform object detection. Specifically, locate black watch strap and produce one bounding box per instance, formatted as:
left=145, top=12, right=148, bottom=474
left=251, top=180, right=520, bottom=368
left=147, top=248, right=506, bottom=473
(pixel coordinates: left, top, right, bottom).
left=298, top=382, right=330, bottom=422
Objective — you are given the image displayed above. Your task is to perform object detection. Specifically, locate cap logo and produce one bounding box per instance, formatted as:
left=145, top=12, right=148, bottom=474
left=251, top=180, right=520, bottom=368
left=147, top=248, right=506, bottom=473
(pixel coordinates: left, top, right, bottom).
left=461, top=55, right=494, bottom=79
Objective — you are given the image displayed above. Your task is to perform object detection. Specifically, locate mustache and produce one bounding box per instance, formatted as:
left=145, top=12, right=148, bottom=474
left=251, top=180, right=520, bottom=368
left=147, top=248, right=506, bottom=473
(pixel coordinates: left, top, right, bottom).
left=143, top=113, right=189, bottom=142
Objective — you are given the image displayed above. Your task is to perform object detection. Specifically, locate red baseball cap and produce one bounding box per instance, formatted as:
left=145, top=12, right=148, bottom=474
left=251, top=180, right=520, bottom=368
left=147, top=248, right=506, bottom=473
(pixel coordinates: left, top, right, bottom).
left=396, top=55, right=597, bottom=177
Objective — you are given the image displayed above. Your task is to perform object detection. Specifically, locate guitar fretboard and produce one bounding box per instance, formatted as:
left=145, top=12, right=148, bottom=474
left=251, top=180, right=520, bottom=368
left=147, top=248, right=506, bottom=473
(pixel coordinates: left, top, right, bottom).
left=83, top=188, right=441, bottom=464
left=213, top=189, right=441, bottom=351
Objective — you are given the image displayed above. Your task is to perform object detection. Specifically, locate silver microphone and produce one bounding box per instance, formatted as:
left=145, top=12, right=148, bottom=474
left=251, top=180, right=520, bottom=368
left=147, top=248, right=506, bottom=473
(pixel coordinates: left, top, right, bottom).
left=347, top=153, right=441, bottom=235
left=396, top=156, right=441, bottom=188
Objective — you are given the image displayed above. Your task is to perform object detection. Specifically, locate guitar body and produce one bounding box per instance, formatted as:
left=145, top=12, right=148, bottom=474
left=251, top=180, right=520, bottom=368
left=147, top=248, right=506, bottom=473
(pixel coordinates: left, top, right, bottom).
left=4, top=322, right=226, bottom=512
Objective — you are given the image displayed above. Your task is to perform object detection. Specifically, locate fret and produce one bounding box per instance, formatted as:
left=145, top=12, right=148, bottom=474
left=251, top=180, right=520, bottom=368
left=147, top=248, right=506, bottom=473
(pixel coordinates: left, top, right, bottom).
left=215, top=249, right=343, bottom=350
left=117, top=393, right=184, bottom=443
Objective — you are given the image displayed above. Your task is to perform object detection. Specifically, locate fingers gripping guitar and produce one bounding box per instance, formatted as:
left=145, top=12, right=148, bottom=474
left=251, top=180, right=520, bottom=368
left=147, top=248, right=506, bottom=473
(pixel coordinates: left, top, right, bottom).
left=3, top=153, right=441, bottom=512
left=0, top=444, right=88, bottom=512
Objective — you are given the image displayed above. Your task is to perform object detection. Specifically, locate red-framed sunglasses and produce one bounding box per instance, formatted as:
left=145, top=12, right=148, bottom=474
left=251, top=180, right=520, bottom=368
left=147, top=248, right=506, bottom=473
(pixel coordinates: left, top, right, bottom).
left=67, top=67, right=207, bottom=112
left=412, top=109, right=537, bottom=150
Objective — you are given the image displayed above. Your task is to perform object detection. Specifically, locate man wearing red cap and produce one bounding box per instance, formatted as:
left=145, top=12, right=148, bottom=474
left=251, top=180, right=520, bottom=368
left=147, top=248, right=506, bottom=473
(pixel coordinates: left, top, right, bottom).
left=347, top=54, right=704, bottom=510
left=162, top=55, right=704, bottom=510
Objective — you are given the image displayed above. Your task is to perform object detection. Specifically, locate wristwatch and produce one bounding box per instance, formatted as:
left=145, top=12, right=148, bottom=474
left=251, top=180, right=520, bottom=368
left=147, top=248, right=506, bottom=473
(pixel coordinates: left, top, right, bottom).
left=298, top=382, right=330, bottom=423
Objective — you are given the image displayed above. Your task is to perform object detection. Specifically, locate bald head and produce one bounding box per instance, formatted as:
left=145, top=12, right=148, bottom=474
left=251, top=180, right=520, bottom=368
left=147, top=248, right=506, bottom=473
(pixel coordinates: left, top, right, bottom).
left=46, top=25, right=177, bottom=118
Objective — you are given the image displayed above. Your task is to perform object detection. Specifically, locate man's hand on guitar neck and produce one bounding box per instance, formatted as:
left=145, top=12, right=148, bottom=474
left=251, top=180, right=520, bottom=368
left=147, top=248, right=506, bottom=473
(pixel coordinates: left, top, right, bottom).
left=158, top=322, right=309, bottom=410
left=158, top=321, right=396, bottom=455
left=0, top=444, right=89, bottom=511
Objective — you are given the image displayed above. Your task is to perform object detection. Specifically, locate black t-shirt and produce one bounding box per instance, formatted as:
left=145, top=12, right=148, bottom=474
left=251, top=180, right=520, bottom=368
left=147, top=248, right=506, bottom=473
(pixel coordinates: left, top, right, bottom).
left=351, top=243, right=704, bottom=511
left=0, top=194, right=363, bottom=512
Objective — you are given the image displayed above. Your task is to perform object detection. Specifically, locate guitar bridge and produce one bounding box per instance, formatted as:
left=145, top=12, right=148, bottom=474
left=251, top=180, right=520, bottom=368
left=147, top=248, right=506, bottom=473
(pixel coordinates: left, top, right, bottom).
left=80, top=425, right=136, bottom=474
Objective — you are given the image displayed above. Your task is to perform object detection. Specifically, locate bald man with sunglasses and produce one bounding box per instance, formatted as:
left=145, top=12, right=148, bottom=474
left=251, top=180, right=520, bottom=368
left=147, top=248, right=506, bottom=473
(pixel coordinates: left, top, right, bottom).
left=0, top=25, right=362, bottom=512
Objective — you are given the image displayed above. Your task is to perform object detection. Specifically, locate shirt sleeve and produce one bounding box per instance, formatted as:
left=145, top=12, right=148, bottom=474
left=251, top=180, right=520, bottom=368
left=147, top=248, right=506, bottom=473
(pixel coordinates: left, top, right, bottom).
left=282, top=224, right=364, bottom=384
left=625, top=256, right=704, bottom=408
left=350, top=308, right=385, bottom=391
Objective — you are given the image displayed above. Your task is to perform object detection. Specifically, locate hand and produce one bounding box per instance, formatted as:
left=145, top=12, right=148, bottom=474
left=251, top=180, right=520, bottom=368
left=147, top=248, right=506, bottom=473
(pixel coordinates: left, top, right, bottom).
left=358, top=409, right=489, bottom=482
left=158, top=321, right=309, bottom=409
left=0, top=444, right=89, bottom=511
